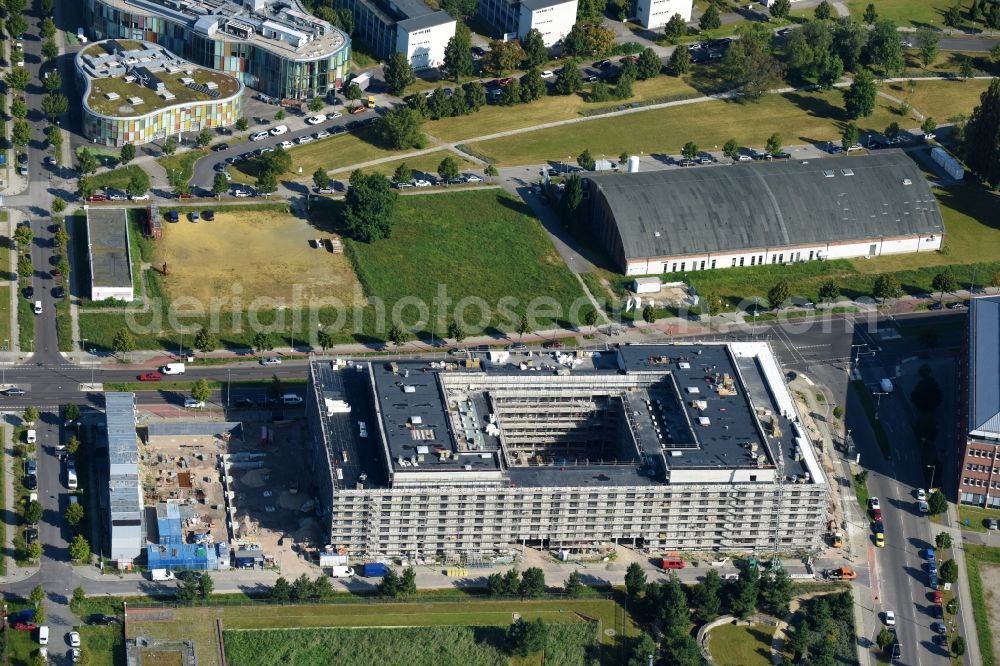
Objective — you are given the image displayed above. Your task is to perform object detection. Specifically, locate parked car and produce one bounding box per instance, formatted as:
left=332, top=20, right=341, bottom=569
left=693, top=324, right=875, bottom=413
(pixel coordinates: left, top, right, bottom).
left=413, top=179, right=431, bottom=187
left=306, top=114, right=327, bottom=125
left=916, top=488, right=927, bottom=501
left=212, top=142, right=230, bottom=151
left=543, top=341, right=564, bottom=349
left=464, top=174, right=483, bottom=183
left=203, top=210, right=215, bottom=221
left=883, top=610, right=895, bottom=627
left=260, top=357, right=282, bottom=366
left=88, top=194, right=107, bottom=202
left=189, top=211, right=200, bottom=222
left=130, top=193, right=150, bottom=201
left=138, top=372, right=163, bottom=381
left=869, top=497, right=881, bottom=511
left=167, top=210, right=180, bottom=223
left=315, top=130, right=330, bottom=139
left=184, top=398, right=206, bottom=409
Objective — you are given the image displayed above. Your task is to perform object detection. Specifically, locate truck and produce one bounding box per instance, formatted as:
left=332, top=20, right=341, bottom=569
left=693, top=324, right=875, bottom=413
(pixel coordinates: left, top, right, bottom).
left=150, top=569, right=175, bottom=581
left=329, top=566, right=354, bottom=578
left=161, top=363, right=185, bottom=375
left=362, top=562, right=389, bottom=577
left=660, top=553, right=685, bottom=570
left=824, top=566, right=857, bottom=580
left=349, top=71, right=373, bottom=91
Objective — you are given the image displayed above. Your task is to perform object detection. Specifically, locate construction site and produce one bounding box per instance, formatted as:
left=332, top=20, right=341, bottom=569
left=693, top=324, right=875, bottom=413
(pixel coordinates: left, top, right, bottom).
left=140, top=419, right=321, bottom=575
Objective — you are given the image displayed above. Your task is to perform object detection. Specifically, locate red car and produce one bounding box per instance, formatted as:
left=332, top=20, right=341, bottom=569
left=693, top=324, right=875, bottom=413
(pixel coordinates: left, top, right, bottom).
left=933, top=590, right=943, bottom=604
left=89, top=194, right=107, bottom=202
left=499, top=77, right=514, bottom=86
left=543, top=341, right=564, bottom=349
left=138, top=372, right=163, bottom=381
left=872, top=508, right=882, bottom=522
left=11, top=622, right=37, bottom=631
left=178, top=193, right=194, bottom=199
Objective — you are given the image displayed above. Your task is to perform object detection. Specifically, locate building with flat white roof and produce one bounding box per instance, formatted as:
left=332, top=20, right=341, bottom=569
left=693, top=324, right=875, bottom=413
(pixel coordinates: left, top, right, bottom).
left=633, top=0, right=692, bottom=28
left=306, top=343, right=828, bottom=559
left=479, top=0, right=576, bottom=45
left=106, top=392, right=144, bottom=567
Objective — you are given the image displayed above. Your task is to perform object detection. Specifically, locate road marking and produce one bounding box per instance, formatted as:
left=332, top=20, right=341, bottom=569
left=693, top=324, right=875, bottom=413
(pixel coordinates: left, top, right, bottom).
left=868, top=544, right=881, bottom=604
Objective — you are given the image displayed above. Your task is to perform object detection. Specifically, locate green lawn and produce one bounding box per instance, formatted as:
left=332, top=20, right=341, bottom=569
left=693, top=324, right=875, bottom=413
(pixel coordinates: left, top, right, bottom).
left=78, top=625, right=125, bottom=666
left=0, top=427, right=5, bottom=576
left=960, top=505, right=1000, bottom=533
left=853, top=471, right=871, bottom=512
left=158, top=149, right=210, bottom=185
left=965, top=544, right=1000, bottom=666
left=340, top=189, right=589, bottom=334
left=0, top=285, right=11, bottom=351
left=16, top=285, right=33, bottom=353
left=88, top=164, right=149, bottom=192
left=846, top=0, right=951, bottom=27
left=708, top=622, right=776, bottom=666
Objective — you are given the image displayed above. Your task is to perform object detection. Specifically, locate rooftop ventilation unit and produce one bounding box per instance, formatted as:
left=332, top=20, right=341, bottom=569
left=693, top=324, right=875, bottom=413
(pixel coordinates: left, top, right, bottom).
left=822, top=170, right=835, bottom=178
left=841, top=168, right=854, bottom=176
left=902, top=178, right=912, bottom=185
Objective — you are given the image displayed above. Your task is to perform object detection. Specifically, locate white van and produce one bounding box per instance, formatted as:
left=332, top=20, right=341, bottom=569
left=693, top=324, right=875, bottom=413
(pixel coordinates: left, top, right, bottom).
left=67, top=467, right=78, bottom=490
left=76, top=28, right=87, bottom=43
left=26, top=429, right=36, bottom=444
left=37, top=625, right=49, bottom=645
left=269, top=124, right=289, bottom=136
left=329, top=566, right=354, bottom=578
left=150, top=568, right=175, bottom=581
left=161, top=363, right=186, bottom=375
left=282, top=394, right=304, bottom=405
left=33, top=301, right=42, bottom=315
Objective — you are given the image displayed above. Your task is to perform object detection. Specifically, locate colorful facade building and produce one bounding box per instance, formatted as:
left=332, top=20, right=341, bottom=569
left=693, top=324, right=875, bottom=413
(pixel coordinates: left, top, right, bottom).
left=83, top=0, right=351, bottom=100
left=76, top=39, right=243, bottom=146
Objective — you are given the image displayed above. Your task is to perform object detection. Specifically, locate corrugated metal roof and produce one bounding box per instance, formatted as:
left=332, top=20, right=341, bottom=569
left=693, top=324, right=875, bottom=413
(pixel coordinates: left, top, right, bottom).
left=586, top=150, right=944, bottom=260
left=105, top=393, right=143, bottom=560
left=970, top=296, right=1000, bottom=439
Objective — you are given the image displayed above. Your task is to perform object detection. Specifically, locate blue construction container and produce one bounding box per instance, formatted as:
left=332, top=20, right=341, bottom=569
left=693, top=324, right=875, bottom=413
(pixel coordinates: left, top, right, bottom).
left=362, top=562, right=389, bottom=577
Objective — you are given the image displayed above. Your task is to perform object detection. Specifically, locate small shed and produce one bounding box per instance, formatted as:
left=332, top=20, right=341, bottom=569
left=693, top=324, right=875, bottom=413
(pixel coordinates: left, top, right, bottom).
left=632, top=277, right=661, bottom=294
left=233, top=548, right=264, bottom=568
left=146, top=204, right=162, bottom=240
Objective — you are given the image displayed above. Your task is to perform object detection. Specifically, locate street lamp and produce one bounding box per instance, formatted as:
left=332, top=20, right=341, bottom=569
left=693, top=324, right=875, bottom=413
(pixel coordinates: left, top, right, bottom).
left=873, top=391, right=888, bottom=420
left=927, top=464, right=937, bottom=490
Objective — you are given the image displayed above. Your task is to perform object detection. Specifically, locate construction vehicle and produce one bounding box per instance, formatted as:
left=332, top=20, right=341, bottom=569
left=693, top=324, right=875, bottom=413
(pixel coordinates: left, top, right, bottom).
left=830, top=531, right=844, bottom=547
left=366, top=95, right=376, bottom=109
left=824, top=566, right=857, bottom=580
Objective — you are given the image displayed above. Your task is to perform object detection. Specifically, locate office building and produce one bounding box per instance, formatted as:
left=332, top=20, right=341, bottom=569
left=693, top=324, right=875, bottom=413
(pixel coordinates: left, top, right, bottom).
left=478, top=0, right=576, bottom=45
left=306, top=343, right=828, bottom=558
left=633, top=0, right=692, bottom=29
left=959, top=295, right=1000, bottom=508
left=335, top=0, right=454, bottom=68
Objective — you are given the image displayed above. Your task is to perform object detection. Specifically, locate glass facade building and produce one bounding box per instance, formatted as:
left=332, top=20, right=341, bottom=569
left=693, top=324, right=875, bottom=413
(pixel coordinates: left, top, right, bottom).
left=84, top=0, right=352, bottom=99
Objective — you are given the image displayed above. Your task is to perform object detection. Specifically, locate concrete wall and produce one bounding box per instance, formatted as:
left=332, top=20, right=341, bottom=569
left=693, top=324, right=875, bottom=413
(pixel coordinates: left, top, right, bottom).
left=397, top=19, right=456, bottom=69
left=517, top=0, right=577, bottom=46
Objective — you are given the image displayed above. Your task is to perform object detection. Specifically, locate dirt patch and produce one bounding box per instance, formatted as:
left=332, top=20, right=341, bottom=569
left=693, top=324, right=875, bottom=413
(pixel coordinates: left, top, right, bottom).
left=979, top=561, right=1000, bottom=659
left=156, top=210, right=363, bottom=309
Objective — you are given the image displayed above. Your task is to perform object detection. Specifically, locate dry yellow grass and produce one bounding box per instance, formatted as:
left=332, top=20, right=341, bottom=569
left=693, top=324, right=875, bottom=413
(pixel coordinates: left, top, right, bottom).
left=353, top=151, right=480, bottom=178
left=884, top=78, right=991, bottom=123
left=155, top=210, right=363, bottom=308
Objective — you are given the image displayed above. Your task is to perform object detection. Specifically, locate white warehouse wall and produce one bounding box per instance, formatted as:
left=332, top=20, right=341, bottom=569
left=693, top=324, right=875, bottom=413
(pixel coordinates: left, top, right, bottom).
left=634, top=0, right=692, bottom=29
left=398, top=20, right=456, bottom=69
left=518, top=0, right=578, bottom=46
left=92, top=286, right=135, bottom=302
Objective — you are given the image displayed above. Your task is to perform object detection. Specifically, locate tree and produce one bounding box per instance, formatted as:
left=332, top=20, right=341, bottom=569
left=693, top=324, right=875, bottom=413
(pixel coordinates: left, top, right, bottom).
left=722, top=23, right=783, bottom=100
left=195, top=128, right=213, bottom=148
left=251, top=332, right=273, bottom=352
left=199, top=573, right=215, bottom=598
left=487, top=39, right=527, bottom=75
left=929, top=489, right=948, bottom=514
left=235, top=117, right=249, bottom=132
left=63, top=403, right=82, bottom=424
left=845, top=68, right=877, bottom=118
left=392, top=163, right=413, bottom=184
left=387, top=323, right=410, bottom=348
left=162, top=136, right=177, bottom=156
left=66, top=436, right=81, bottom=457
left=721, top=138, right=740, bottom=161
left=506, top=618, right=547, bottom=657
left=819, top=279, right=840, bottom=301
left=440, top=29, right=474, bottom=83
left=77, top=149, right=99, bottom=175
left=642, top=304, right=656, bottom=323
left=700, top=4, right=721, bottom=30
left=291, top=574, right=313, bottom=600
left=577, top=148, right=595, bottom=170
left=14, top=224, right=33, bottom=248
left=500, top=79, right=522, bottom=106
left=872, top=273, right=901, bottom=303
left=251, top=168, right=275, bottom=195
left=520, top=68, right=547, bottom=102
left=936, top=531, right=953, bottom=550
left=863, top=2, right=877, bottom=23
left=17, top=254, right=33, bottom=279
left=768, top=280, right=790, bottom=309
left=761, top=567, right=793, bottom=615
left=922, top=117, right=937, bottom=135
left=939, top=558, right=958, bottom=584
left=127, top=171, right=149, bottom=197
left=310, top=168, right=331, bottom=191
left=960, top=55, right=976, bottom=80
left=377, top=568, right=401, bottom=596
left=30, top=585, right=45, bottom=607
left=766, top=132, right=782, bottom=154
left=384, top=51, right=416, bottom=95
left=841, top=121, right=861, bottom=148
left=25, top=499, right=43, bottom=524
left=43, top=70, right=62, bottom=94
left=69, top=534, right=90, bottom=562
left=398, top=567, right=417, bottom=595
left=664, top=13, right=687, bottom=42
left=690, top=568, right=722, bottom=623
left=11, top=98, right=27, bottom=119
left=584, top=308, right=599, bottom=328
left=657, top=577, right=690, bottom=636
left=624, top=562, right=646, bottom=600
left=965, top=79, right=1000, bottom=186
left=343, top=170, right=399, bottom=242
left=7, top=13, right=27, bottom=38
left=814, top=0, right=833, bottom=19
left=932, top=269, right=957, bottom=299
left=916, top=28, right=940, bottom=68
left=42, top=39, right=59, bottom=61
left=11, top=120, right=30, bottom=148
left=375, top=107, right=424, bottom=150
left=636, top=47, right=661, bottom=81
left=71, top=586, right=86, bottom=609
left=560, top=173, right=583, bottom=221
left=952, top=636, right=966, bottom=656
left=65, top=502, right=85, bottom=525
left=730, top=567, right=760, bottom=619
left=770, top=0, right=791, bottom=19
left=438, top=156, right=460, bottom=182
left=666, top=45, right=691, bottom=76
left=212, top=173, right=229, bottom=199
left=522, top=28, right=548, bottom=68
left=865, top=19, right=905, bottom=76
left=564, top=570, right=585, bottom=597
left=271, top=577, right=291, bottom=601
left=112, top=328, right=135, bottom=357
left=484, top=164, right=499, bottom=182
left=191, top=378, right=211, bottom=403
left=681, top=141, right=699, bottom=160
left=519, top=567, right=546, bottom=597
left=876, top=626, right=895, bottom=653
left=944, top=3, right=962, bottom=27
left=554, top=64, right=583, bottom=94
left=5, top=67, right=30, bottom=91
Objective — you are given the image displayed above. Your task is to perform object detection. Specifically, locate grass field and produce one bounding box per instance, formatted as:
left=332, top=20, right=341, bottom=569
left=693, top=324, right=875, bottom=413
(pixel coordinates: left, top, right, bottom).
left=846, top=0, right=950, bottom=27
left=708, top=622, right=776, bottom=666
left=158, top=149, right=210, bottom=185
left=129, top=599, right=628, bottom=666
left=88, top=164, right=149, bottom=192
left=960, top=505, right=1000, bottom=532
left=16, top=287, right=33, bottom=352
left=362, top=151, right=482, bottom=180
left=155, top=209, right=363, bottom=307
left=289, top=125, right=408, bottom=175
left=887, top=78, right=991, bottom=124
left=965, top=544, right=1000, bottom=666
left=225, top=623, right=599, bottom=666
left=0, top=427, right=5, bottom=576
left=340, top=189, right=588, bottom=333
left=79, top=625, right=125, bottom=666
left=0, top=285, right=11, bottom=351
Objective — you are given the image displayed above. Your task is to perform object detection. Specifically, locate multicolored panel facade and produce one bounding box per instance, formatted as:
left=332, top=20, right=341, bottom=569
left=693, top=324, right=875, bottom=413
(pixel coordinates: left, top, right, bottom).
left=81, top=94, right=243, bottom=147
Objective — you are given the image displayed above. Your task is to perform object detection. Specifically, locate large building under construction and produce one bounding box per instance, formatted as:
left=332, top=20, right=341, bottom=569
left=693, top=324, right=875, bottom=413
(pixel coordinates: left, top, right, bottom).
left=305, top=343, right=829, bottom=558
